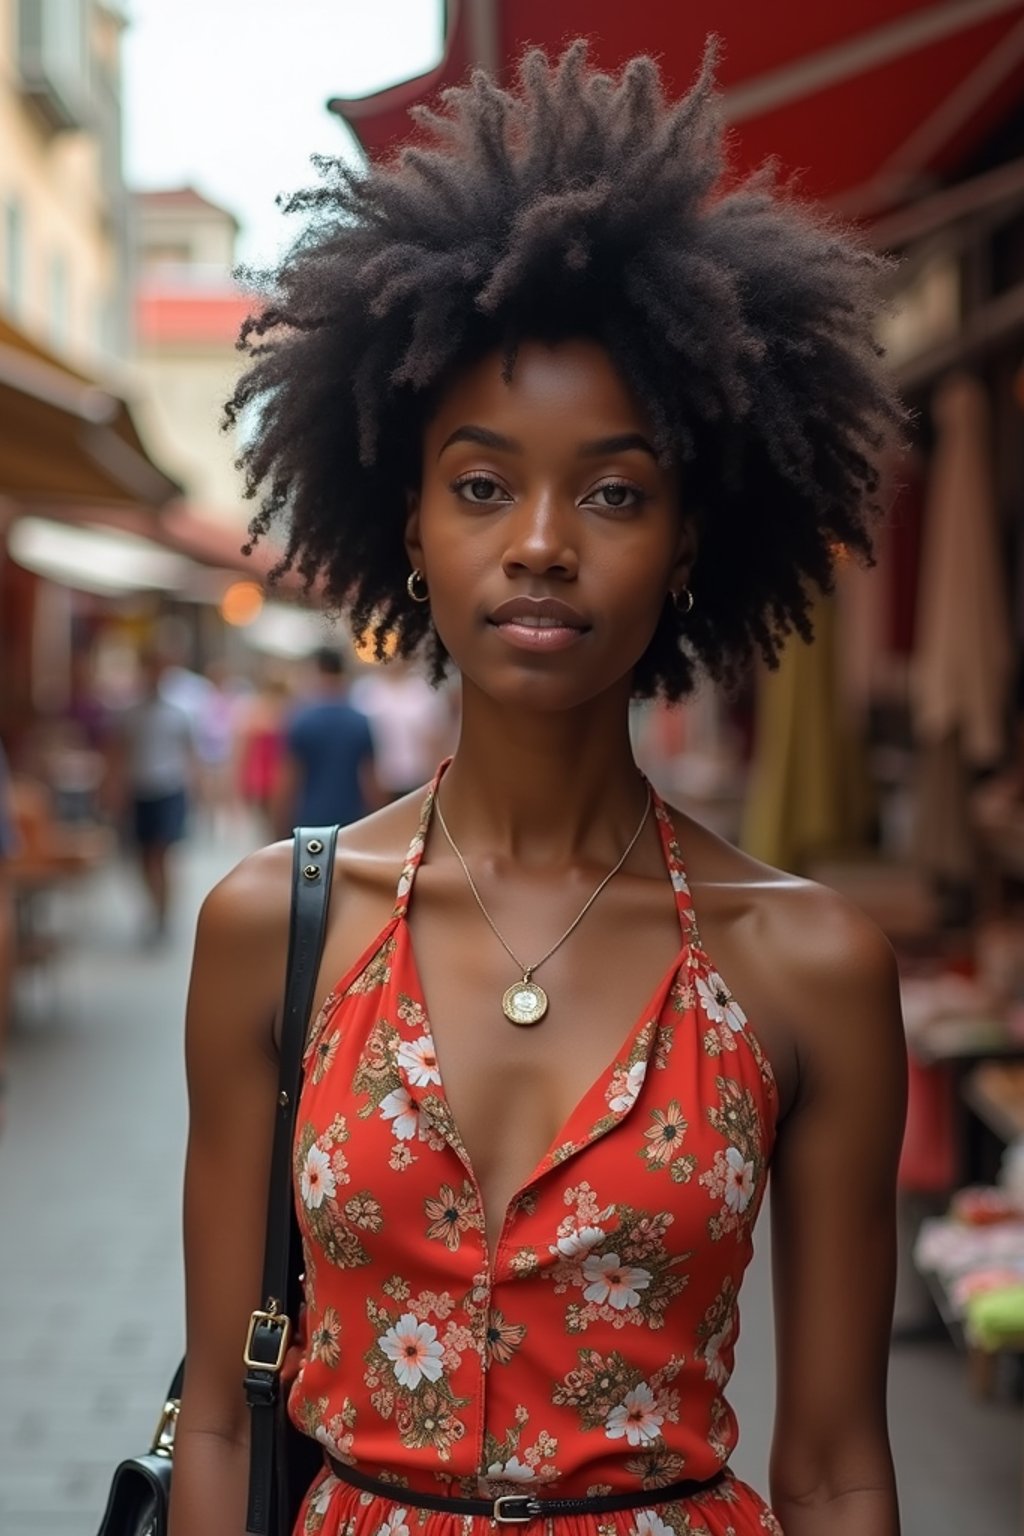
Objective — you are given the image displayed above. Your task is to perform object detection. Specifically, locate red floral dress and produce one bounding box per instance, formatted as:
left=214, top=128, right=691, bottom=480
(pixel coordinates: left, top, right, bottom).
left=290, top=765, right=783, bottom=1536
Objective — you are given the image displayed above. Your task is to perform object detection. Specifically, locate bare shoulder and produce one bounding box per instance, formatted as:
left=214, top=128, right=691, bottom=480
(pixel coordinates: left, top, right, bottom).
left=331, top=790, right=426, bottom=882
left=198, top=788, right=422, bottom=940
left=199, top=838, right=294, bottom=935
left=191, top=793, right=426, bottom=1053
left=189, top=843, right=296, bottom=1052
left=756, top=861, right=900, bottom=1006
left=665, top=804, right=903, bottom=1087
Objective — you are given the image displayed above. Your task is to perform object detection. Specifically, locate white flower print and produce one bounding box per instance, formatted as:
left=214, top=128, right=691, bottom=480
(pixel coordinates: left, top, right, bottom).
left=379, top=1086, right=423, bottom=1141
left=582, top=1252, right=652, bottom=1310
left=605, top=1382, right=664, bottom=1446
left=396, top=1035, right=441, bottom=1088
left=670, top=867, right=689, bottom=894
left=378, top=1312, right=445, bottom=1389
left=723, top=1146, right=755, bottom=1213
left=702, top=1324, right=731, bottom=1386
left=376, top=1508, right=410, bottom=1536
left=550, top=1224, right=606, bottom=1260
left=609, top=1060, right=647, bottom=1113
left=396, top=836, right=425, bottom=900
left=300, top=1143, right=337, bottom=1209
left=634, top=1513, right=675, bottom=1536
left=695, top=971, right=747, bottom=1032
left=486, top=1456, right=536, bottom=1482
left=314, top=1424, right=339, bottom=1455
left=309, top=1474, right=340, bottom=1516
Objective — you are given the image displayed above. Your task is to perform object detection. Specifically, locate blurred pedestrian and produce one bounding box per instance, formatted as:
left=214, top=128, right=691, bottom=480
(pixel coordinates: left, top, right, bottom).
left=236, top=672, right=290, bottom=837
left=273, top=647, right=379, bottom=834
left=0, top=740, right=15, bottom=1134
left=110, top=652, right=196, bottom=942
left=350, top=657, right=454, bottom=799
left=195, top=660, right=240, bottom=837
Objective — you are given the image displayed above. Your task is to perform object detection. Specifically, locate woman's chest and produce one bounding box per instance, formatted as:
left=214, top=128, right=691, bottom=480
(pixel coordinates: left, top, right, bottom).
left=298, top=925, right=776, bottom=1274
left=405, top=880, right=685, bottom=1217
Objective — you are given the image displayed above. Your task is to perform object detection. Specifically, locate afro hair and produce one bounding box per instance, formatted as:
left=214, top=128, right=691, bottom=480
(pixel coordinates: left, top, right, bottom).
left=226, top=40, right=903, bottom=698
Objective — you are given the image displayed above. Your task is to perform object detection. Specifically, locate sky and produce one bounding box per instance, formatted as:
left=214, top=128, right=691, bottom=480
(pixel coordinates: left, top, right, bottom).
left=122, top=0, right=445, bottom=265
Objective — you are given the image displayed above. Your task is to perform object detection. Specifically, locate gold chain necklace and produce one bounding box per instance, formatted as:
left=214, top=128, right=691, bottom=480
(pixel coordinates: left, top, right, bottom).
left=433, top=784, right=652, bottom=1026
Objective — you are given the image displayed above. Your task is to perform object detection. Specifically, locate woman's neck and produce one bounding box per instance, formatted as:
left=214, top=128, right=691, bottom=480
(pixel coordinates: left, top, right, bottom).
left=439, top=681, right=649, bottom=866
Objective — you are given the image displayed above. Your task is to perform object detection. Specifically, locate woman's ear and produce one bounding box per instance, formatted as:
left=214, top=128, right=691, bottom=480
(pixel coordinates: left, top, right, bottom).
left=404, top=490, right=423, bottom=572
left=671, top=515, right=699, bottom=592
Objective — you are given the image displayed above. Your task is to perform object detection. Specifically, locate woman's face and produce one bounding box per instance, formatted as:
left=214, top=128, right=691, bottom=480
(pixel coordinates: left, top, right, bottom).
left=406, top=338, right=693, bottom=713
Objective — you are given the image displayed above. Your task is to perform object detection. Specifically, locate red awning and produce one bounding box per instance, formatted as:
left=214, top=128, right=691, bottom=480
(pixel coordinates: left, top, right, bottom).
left=329, top=0, right=1024, bottom=219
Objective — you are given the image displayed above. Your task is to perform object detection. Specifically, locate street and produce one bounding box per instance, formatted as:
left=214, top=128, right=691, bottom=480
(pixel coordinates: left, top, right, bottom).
left=0, top=828, right=1019, bottom=1535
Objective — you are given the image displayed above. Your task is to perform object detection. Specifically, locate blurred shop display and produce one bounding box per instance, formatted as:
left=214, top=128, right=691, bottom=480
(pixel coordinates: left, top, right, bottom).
left=0, top=4, right=313, bottom=1022
left=0, top=0, right=184, bottom=998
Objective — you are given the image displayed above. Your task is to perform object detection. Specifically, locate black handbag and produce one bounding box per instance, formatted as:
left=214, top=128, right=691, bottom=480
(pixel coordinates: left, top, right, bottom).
left=95, top=827, right=339, bottom=1536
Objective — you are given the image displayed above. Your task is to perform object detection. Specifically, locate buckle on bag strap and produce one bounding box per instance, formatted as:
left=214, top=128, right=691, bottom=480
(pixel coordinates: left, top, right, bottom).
left=493, top=1495, right=541, bottom=1523
left=243, top=1307, right=292, bottom=1372
left=150, top=1397, right=180, bottom=1459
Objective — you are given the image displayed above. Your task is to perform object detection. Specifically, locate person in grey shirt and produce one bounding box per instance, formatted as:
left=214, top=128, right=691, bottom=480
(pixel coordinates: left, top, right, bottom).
left=112, top=652, right=196, bottom=942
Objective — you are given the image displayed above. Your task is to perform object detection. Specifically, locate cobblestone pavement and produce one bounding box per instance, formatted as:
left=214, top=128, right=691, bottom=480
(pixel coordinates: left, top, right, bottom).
left=0, top=828, right=1019, bottom=1535
left=0, top=826, right=248, bottom=1536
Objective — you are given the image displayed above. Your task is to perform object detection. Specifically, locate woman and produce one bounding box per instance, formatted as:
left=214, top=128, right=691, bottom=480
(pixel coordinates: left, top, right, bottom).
left=172, top=45, right=906, bottom=1536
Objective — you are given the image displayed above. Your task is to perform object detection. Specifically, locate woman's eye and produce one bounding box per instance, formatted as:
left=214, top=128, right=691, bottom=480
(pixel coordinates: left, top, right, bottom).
left=585, top=482, right=644, bottom=511
left=453, top=475, right=508, bottom=504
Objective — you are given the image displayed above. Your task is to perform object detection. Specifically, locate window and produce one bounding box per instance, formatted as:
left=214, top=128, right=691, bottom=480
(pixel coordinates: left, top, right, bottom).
left=3, top=199, right=25, bottom=318
left=49, top=248, right=69, bottom=350
left=18, top=0, right=89, bottom=131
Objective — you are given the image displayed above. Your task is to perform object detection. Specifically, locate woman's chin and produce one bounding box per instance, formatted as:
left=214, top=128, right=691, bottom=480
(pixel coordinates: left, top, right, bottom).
left=457, top=660, right=636, bottom=716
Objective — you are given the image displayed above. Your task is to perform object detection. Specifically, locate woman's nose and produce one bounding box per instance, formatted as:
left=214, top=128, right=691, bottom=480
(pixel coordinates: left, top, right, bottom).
left=500, top=492, right=579, bottom=579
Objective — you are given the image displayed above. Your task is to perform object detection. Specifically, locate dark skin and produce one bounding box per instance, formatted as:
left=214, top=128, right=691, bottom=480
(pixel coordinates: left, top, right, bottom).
left=171, top=341, right=906, bottom=1536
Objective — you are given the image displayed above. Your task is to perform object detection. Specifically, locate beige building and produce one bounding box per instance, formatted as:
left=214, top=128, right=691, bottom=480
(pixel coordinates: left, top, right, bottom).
left=132, top=187, right=252, bottom=522
left=0, top=1, right=180, bottom=741
left=0, top=0, right=129, bottom=367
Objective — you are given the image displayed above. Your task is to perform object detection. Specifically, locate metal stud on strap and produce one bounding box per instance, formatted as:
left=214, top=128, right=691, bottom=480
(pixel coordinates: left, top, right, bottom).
left=302, top=864, right=321, bottom=881
left=307, top=838, right=324, bottom=855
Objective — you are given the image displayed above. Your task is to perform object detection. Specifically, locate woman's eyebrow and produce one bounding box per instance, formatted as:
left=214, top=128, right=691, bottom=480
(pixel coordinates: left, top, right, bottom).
left=437, top=426, right=658, bottom=460
left=438, top=425, right=520, bottom=457
left=578, top=432, right=658, bottom=460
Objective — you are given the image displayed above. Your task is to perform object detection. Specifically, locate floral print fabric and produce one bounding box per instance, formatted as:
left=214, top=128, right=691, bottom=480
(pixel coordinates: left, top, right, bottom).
left=290, top=765, right=782, bottom=1536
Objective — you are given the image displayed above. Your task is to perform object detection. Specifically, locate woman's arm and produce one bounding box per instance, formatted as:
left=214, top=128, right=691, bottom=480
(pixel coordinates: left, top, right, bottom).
left=168, top=845, right=292, bottom=1536
left=767, top=894, right=907, bottom=1535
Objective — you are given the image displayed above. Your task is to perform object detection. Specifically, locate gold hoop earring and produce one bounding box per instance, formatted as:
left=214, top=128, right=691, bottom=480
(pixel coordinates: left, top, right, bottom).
left=406, top=569, right=429, bottom=604
left=672, top=587, right=694, bottom=616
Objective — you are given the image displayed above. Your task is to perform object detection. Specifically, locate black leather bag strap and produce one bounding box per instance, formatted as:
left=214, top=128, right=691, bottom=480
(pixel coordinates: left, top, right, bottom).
left=244, top=826, right=338, bottom=1536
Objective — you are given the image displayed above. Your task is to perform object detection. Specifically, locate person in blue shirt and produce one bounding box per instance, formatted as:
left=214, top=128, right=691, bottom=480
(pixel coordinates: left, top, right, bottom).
left=275, top=647, right=380, bottom=833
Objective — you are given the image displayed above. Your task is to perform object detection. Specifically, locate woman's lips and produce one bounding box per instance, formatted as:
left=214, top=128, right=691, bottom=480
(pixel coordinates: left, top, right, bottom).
left=487, top=597, right=590, bottom=654
left=490, top=618, right=588, bottom=652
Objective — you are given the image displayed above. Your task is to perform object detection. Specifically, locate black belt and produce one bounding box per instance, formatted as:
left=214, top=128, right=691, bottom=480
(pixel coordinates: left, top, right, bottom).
left=325, top=1455, right=726, bottom=1524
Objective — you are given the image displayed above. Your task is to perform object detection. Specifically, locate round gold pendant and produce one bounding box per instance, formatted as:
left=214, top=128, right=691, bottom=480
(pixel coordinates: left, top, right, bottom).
left=502, top=979, right=549, bottom=1026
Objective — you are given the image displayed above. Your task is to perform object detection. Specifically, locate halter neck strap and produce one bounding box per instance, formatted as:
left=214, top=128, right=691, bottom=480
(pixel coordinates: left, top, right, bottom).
left=393, top=759, right=695, bottom=936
